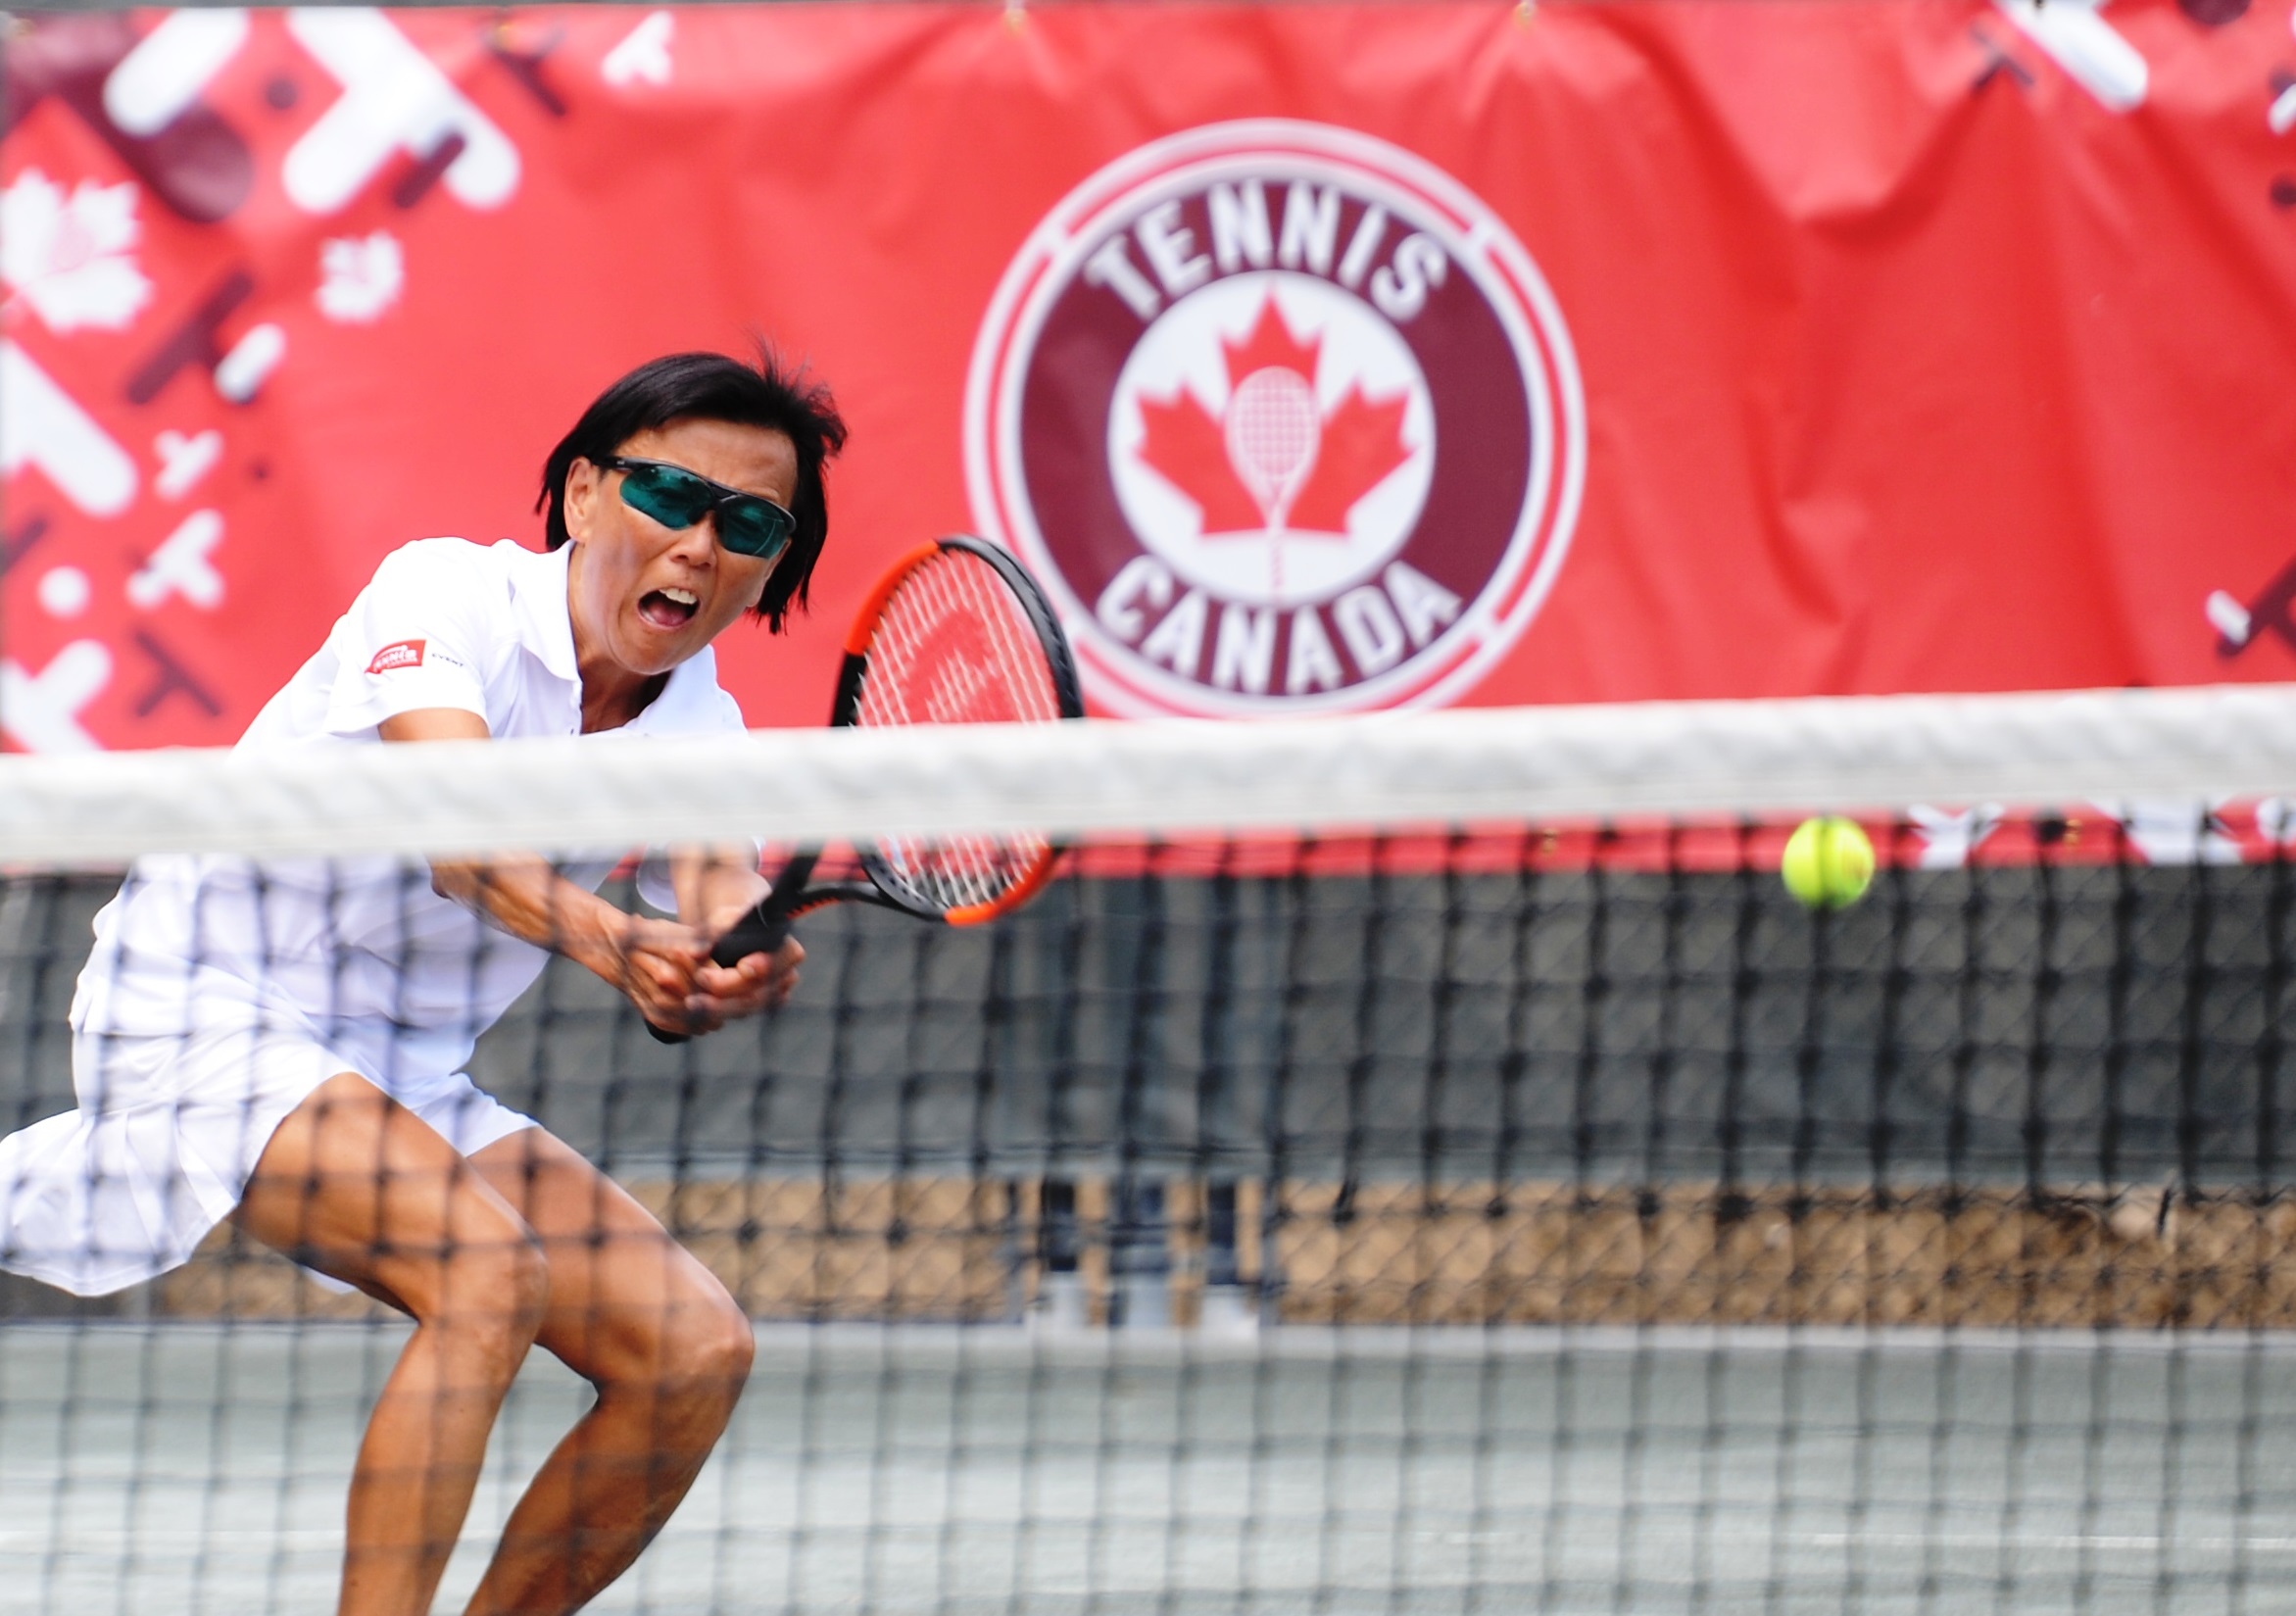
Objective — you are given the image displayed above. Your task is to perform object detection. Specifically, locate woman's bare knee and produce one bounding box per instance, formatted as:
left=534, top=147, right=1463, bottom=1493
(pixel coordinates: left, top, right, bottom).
left=238, top=1073, right=548, bottom=1372
left=590, top=1278, right=753, bottom=1424
left=409, top=1212, right=550, bottom=1393
left=657, top=1291, right=753, bottom=1452
left=659, top=1290, right=754, bottom=1395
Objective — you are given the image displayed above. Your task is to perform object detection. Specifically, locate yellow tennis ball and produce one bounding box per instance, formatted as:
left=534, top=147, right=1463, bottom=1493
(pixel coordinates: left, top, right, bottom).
left=1781, top=816, right=1874, bottom=909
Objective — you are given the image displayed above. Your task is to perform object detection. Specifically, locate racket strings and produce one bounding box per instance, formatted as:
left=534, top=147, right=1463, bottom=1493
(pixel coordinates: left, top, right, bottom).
left=854, top=548, right=1062, bottom=913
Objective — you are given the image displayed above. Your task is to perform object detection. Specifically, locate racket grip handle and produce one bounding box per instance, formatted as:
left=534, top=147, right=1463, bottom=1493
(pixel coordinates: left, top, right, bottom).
left=710, top=910, right=792, bottom=969
left=644, top=906, right=797, bottom=1045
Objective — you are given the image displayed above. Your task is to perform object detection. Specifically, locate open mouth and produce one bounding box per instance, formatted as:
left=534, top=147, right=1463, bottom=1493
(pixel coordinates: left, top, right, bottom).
left=639, top=587, right=700, bottom=630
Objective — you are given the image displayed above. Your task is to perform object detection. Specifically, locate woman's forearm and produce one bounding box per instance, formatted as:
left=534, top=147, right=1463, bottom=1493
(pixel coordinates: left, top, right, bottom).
left=377, top=708, right=638, bottom=985
left=428, top=854, right=633, bottom=983
left=372, top=710, right=739, bottom=1020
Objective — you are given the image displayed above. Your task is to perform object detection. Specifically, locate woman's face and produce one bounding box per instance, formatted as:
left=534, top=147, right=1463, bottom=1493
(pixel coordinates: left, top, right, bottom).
left=562, top=416, right=799, bottom=680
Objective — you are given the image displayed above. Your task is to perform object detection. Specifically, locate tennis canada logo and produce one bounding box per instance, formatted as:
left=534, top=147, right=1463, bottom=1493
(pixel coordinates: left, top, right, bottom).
left=965, top=121, right=1584, bottom=715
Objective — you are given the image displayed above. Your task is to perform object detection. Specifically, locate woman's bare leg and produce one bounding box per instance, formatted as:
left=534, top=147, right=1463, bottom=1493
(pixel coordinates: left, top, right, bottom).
left=460, top=1127, right=754, bottom=1616
left=235, top=1073, right=549, bottom=1616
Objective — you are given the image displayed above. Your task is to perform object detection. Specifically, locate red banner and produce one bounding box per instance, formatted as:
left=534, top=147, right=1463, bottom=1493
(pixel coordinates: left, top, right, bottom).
left=4, top=2, right=2294, bottom=750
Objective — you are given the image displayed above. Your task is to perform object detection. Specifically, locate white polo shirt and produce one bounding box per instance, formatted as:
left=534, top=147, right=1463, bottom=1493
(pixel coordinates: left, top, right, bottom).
left=70, top=538, right=750, bottom=1101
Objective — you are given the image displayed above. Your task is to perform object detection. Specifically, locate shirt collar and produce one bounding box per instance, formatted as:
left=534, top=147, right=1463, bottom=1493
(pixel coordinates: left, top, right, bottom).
left=626, top=645, right=725, bottom=734
left=506, top=541, right=580, bottom=684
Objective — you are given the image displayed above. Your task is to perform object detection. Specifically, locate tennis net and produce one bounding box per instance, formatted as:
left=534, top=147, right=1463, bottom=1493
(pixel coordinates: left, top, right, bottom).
left=0, top=685, right=2291, bottom=1615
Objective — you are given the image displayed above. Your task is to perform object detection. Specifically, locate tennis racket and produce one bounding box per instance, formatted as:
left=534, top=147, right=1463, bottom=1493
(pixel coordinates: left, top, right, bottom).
left=649, top=535, right=1083, bottom=1042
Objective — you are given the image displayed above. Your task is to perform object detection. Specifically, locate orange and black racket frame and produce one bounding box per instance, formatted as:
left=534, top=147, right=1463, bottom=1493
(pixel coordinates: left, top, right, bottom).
left=649, top=536, right=1083, bottom=1043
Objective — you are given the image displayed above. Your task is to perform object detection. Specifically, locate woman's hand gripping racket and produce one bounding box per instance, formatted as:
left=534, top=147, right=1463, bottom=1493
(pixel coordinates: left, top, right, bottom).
left=650, top=535, right=1083, bottom=1042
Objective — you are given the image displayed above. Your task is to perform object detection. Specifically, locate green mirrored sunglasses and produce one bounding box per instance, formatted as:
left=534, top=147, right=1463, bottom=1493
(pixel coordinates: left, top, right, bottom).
left=600, top=456, right=797, bottom=561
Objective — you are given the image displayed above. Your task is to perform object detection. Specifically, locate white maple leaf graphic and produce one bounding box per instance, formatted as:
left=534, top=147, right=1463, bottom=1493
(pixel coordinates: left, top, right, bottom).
left=316, top=231, right=405, bottom=323
left=0, top=170, right=154, bottom=332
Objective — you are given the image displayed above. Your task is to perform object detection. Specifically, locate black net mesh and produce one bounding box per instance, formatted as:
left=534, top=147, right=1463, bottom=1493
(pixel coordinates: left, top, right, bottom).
left=0, top=808, right=2289, bottom=1613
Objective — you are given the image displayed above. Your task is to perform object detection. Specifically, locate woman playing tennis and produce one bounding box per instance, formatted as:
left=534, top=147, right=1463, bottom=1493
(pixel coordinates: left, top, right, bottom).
left=0, top=351, right=842, bottom=1616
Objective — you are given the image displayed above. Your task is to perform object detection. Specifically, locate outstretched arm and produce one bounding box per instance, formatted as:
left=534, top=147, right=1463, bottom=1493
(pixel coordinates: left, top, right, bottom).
left=376, top=709, right=792, bottom=1033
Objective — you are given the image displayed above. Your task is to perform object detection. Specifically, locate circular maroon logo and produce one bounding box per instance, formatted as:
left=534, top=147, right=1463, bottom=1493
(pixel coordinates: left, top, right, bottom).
left=966, top=121, right=1584, bottom=715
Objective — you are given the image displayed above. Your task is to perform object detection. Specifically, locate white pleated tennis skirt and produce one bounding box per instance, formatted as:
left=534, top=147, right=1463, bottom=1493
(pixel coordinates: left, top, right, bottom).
left=0, top=1022, right=536, bottom=1297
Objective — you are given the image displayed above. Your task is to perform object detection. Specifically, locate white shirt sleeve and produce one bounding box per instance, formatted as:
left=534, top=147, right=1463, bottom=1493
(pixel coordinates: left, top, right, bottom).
left=633, top=857, right=678, bottom=914
left=320, top=541, right=498, bottom=737
left=631, top=845, right=770, bottom=917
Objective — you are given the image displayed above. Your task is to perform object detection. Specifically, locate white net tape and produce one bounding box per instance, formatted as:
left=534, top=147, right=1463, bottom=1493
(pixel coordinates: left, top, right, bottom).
left=1, top=683, right=2292, bottom=863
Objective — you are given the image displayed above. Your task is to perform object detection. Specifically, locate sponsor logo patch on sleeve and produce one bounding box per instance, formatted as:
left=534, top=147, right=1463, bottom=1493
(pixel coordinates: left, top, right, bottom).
left=366, top=639, right=426, bottom=675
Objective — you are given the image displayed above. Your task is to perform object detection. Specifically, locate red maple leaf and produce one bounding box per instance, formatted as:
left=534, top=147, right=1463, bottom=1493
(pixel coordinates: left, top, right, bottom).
left=1136, top=389, right=1263, bottom=534
left=1132, top=297, right=1413, bottom=538
left=1135, top=299, right=1323, bottom=534
left=1220, top=301, right=1320, bottom=390
left=1288, top=385, right=1413, bottom=536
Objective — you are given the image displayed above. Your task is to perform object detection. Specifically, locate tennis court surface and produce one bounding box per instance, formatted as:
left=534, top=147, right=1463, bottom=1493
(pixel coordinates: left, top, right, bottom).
left=3, top=1323, right=2288, bottom=1616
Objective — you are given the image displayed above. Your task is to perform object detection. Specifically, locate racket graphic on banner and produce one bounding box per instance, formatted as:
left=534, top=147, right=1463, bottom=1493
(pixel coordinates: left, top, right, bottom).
left=649, top=535, right=1084, bottom=1043
left=1225, top=366, right=1321, bottom=527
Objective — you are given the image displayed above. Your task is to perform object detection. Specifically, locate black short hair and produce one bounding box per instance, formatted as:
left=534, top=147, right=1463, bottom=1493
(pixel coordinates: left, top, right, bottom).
left=537, top=349, right=848, bottom=631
